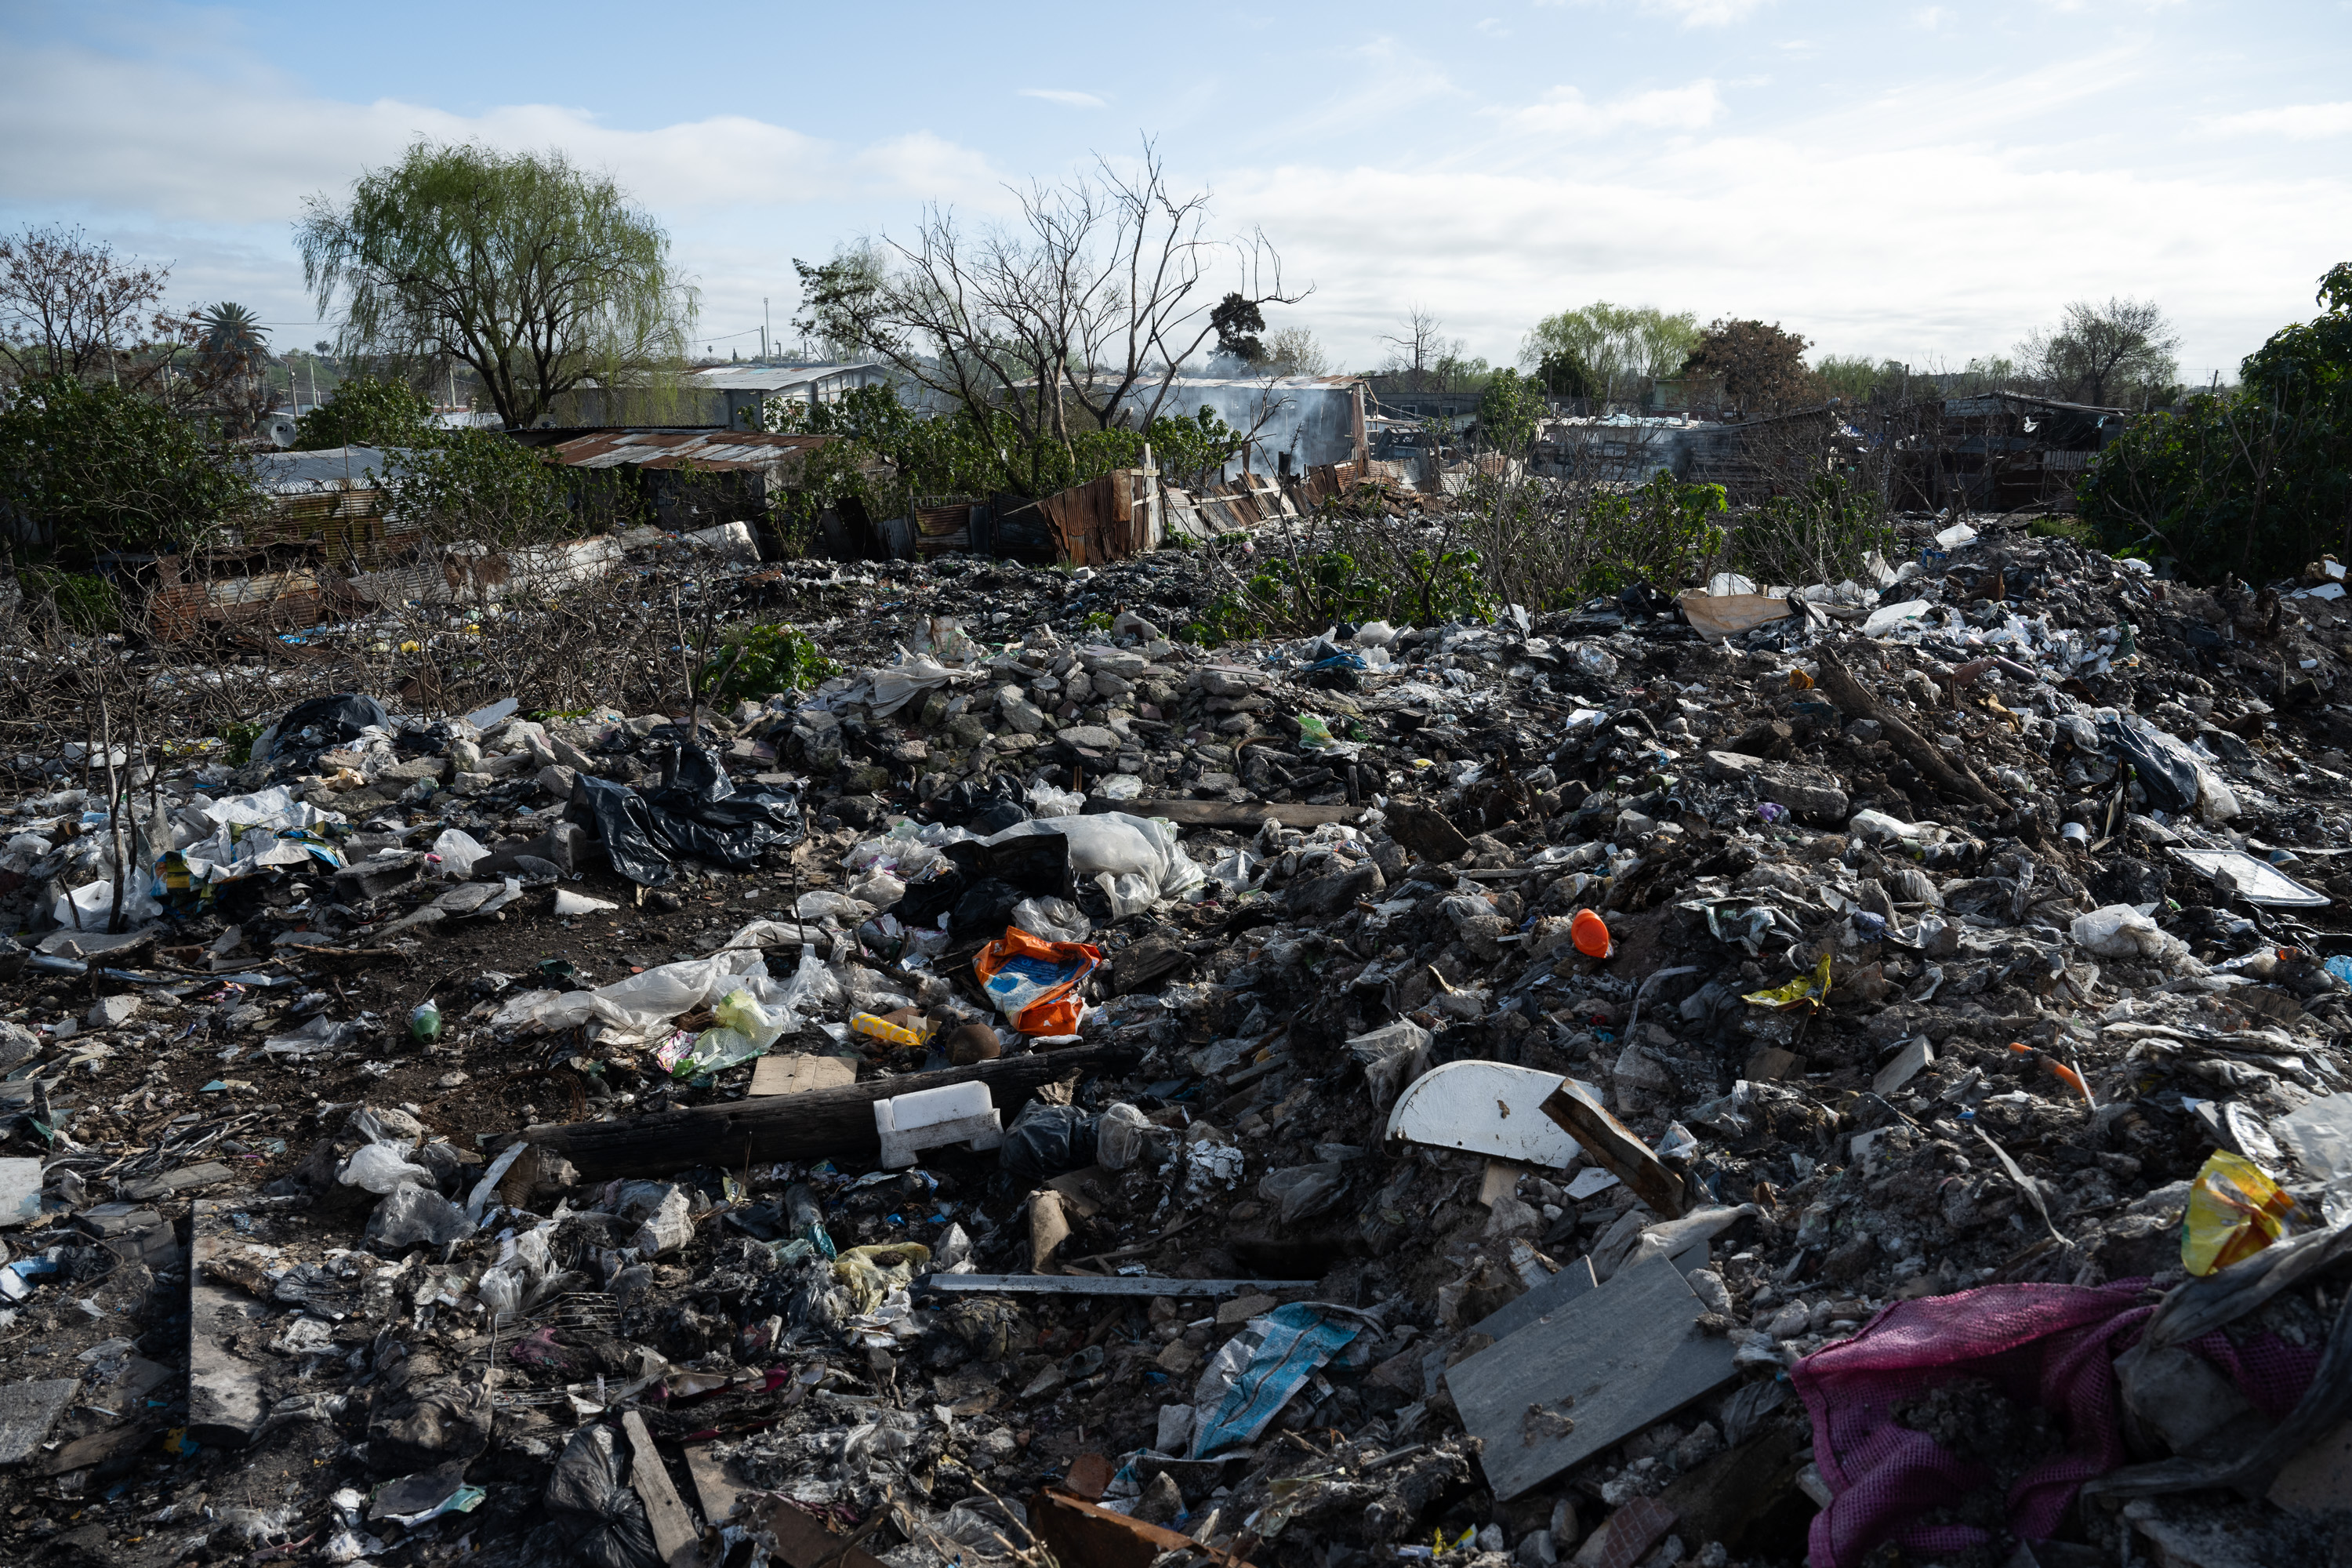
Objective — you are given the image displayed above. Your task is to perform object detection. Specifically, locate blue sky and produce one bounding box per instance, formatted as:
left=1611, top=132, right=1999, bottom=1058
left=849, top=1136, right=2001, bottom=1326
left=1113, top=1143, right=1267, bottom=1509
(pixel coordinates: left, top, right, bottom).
left=4, top=0, right=2348, bottom=383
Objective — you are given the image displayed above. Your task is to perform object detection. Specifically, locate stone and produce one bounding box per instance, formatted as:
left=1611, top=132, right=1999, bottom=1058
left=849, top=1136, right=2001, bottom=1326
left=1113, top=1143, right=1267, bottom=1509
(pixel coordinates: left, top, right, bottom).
left=85, top=993, right=142, bottom=1029
left=1755, top=764, right=1848, bottom=824
left=0, top=1377, right=78, bottom=1466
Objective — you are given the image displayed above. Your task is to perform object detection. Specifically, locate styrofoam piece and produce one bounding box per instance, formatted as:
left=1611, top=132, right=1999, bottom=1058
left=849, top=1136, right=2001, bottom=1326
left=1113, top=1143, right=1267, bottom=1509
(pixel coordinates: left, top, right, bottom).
left=875, top=1083, right=1004, bottom=1168
left=877, top=1081, right=992, bottom=1131
left=1384, top=1059, right=1584, bottom=1167
left=0, top=1158, right=38, bottom=1227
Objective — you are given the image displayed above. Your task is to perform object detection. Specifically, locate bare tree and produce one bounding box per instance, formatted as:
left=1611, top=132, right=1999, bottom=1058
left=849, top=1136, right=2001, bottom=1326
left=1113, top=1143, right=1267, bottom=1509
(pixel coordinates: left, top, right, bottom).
left=0, top=224, right=175, bottom=388
left=796, top=142, right=1306, bottom=495
left=2019, top=297, right=2180, bottom=408
left=1265, top=325, right=1330, bottom=377
left=1381, top=306, right=1465, bottom=390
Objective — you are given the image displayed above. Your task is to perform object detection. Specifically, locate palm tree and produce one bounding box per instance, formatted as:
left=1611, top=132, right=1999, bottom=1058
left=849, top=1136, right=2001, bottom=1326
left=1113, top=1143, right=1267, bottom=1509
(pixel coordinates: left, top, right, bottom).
left=194, top=302, right=279, bottom=438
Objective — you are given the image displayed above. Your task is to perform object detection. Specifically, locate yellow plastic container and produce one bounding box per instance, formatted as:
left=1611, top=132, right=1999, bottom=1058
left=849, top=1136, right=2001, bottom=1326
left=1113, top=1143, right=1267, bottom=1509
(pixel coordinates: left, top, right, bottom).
left=851, top=1012, right=932, bottom=1049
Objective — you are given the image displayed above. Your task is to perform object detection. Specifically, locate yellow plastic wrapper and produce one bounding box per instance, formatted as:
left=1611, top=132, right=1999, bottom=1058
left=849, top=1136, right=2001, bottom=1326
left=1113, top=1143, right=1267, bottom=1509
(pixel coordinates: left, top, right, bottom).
left=851, top=1011, right=932, bottom=1049
left=1742, top=952, right=1835, bottom=1013
left=833, top=1242, right=931, bottom=1312
left=2181, top=1150, right=2301, bottom=1276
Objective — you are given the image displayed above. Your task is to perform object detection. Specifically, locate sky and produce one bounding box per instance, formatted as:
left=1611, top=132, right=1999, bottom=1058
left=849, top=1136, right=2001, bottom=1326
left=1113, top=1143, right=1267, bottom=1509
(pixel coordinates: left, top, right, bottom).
left=3, top=0, right=2349, bottom=387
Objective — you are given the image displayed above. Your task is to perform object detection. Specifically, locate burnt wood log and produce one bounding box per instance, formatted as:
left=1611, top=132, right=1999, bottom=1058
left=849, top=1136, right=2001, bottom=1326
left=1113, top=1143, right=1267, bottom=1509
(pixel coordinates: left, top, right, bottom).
left=486, top=1043, right=1130, bottom=1178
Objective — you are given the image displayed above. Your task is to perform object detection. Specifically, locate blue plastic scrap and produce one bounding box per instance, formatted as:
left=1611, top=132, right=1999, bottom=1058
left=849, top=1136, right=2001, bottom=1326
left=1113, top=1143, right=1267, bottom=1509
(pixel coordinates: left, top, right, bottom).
left=1189, top=1303, right=1363, bottom=1457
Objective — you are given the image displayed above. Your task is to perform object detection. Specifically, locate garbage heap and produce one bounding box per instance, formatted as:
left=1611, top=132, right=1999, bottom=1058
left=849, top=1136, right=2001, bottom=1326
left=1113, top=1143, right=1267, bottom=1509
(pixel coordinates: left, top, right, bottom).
left=5, top=513, right=2352, bottom=1568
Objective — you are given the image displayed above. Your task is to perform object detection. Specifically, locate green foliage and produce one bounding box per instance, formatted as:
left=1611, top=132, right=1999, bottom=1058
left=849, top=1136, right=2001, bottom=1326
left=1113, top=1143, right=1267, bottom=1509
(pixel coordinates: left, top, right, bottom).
left=292, top=375, right=436, bottom=449
left=1682, top=319, right=1817, bottom=412
left=1519, top=303, right=1700, bottom=396
left=698, top=622, right=838, bottom=702
left=212, top=718, right=265, bottom=765
left=2078, top=264, right=2352, bottom=583
left=1186, top=541, right=1495, bottom=645
left=2027, top=515, right=2099, bottom=548
left=760, top=383, right=1246, bottom=532
left=298, top=140, right=696, bottom=430
left=1475, top=369, right=1541, bottom=453
left=369, top=426, right=571, bottom=551
left=1581, top=473, right=1730, bottom=593
left=17, top=567, right=119, bottom=632
left=1730, top=473, right=1896, bottom=588
left=0, top=374, right=256, bottom=559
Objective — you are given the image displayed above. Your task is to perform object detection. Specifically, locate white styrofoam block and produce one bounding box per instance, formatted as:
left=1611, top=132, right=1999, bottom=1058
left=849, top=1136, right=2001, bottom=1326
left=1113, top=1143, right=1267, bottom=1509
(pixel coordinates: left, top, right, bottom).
left=878, top=1110, right=1004, bottom=1170
left=879, top=1080, right=993, bottom=1134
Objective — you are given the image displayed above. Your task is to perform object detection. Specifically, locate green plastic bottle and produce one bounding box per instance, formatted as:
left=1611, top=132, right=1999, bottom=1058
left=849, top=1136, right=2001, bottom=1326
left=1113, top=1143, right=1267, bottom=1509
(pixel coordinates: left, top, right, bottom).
left=408, top=999, right=442, bottom=1044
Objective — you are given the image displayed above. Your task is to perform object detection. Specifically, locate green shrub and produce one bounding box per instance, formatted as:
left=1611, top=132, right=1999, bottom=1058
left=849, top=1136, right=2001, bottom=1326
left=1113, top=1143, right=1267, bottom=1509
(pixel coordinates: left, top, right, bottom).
left=699, top=623, right=837, bottom=702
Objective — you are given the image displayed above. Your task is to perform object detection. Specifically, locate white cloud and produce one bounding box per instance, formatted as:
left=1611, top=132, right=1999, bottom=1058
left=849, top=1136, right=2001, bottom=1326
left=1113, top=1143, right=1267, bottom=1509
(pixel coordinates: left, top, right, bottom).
left=2201, top=102, right=2352, bottom=140
left=1914, top=5, right=1951, bottom=28
left=1641, top=0, right=1771, bottom=26
left=1508, top=82, right=1725, bottom=136
left=1017, top=88, right=1107, bottom=110
left=0, top=35, right=1005, bottom=227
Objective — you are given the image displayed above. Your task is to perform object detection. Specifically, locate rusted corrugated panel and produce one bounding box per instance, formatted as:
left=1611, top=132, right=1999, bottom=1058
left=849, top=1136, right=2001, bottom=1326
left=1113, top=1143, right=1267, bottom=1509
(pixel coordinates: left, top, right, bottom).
left=152, top=572, right=328, bottom=642
left=545, top=430, right=833, bottom=474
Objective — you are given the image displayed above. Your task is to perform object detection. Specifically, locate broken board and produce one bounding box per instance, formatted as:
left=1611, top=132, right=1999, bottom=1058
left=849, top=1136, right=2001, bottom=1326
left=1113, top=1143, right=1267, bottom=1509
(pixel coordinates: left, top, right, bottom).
left=748, top=1054, right=856, bottom=1098
left=188, top=1199, right=269, bottom=1446
left=916, top=1273, right=1315, bottom=1297
left=1467, top=1254, right=1598, bottom=1343
left=621, top=1410, right=700, bottom=1567
left=1386, top=1060, right=1583, bottom=1167
left=1539, top=1079, right=1688, bottom=1219
left=1447, top=1251, right=1737, bottom=1499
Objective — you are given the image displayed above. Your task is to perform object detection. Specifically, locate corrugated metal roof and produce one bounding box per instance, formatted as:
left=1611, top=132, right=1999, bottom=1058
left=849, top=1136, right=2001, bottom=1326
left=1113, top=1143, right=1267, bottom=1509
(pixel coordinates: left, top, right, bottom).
left=543, top=430, right=835, bottom=473
left=683, top=363, right=886, bottom=393
left=247, top=446, right=394, bottom=492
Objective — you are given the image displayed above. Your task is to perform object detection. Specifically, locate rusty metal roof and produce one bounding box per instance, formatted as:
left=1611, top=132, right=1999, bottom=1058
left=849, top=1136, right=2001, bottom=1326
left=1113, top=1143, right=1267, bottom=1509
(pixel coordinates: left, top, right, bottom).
left=543, top=430, right=836, bottom=473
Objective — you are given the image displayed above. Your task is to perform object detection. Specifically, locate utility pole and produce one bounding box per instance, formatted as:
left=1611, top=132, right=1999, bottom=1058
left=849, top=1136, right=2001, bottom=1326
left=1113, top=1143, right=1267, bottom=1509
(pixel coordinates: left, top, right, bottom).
left=762, top=297, right=771, bottom=362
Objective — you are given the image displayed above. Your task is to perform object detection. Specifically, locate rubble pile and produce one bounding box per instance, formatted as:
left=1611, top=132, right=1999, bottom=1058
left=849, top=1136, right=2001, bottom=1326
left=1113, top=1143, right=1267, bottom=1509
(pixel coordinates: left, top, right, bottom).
left=5, top=510, right=2352, bottom=1568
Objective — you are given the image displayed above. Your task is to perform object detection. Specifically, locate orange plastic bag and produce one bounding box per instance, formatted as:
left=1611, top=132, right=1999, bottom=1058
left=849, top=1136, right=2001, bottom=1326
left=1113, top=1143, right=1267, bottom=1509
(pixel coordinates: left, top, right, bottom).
left=975, top=927, right=1102, bottom=1035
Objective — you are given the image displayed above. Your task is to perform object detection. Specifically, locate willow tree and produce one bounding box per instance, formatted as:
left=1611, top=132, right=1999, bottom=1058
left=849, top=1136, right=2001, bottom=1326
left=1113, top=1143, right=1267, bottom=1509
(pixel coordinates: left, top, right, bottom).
left=296, top=141, right=696, bottom=429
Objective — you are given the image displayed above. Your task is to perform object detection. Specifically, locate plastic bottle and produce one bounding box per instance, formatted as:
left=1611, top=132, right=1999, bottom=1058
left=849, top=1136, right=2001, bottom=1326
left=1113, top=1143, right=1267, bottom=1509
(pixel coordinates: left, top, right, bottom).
left=783, top=1183, right=836, bottom=1259
left=408, top=999, right=442, bottom=1044
left=851, top=1012, right=931, bottom=1049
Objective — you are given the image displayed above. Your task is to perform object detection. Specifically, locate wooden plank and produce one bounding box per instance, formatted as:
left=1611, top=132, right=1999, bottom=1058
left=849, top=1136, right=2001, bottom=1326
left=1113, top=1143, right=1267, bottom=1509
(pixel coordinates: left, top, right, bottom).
left=187, top=1200, right=269, bottom=1447
left=1081, top=797, right=1363, bottom=828
left=1538, top=1080, right=1687, bottom=1220
left=621, top=1410, right=701, bottom=1568
left=682, top=1445, right=745, bottom=1530
left=748, top=1054, right=856, bottom=1098
left=485, top=1042, right=1129, bottom=1179
left=1446, top=1253, right=1738, bottom=1501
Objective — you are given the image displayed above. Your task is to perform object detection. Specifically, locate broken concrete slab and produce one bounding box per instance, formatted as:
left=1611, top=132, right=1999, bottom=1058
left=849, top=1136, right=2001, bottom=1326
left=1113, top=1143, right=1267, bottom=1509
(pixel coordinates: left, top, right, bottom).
left=1448, top=1252, right=1737, bottom=1500
left=0, top=1377, right=78, bottom=1466
left=187, top=1199, right=269, bottom=1446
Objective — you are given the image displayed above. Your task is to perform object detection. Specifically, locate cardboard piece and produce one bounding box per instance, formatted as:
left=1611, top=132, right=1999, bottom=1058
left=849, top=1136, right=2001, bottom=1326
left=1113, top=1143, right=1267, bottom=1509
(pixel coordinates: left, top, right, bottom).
left=749, top=1054, right=856, bottom=1098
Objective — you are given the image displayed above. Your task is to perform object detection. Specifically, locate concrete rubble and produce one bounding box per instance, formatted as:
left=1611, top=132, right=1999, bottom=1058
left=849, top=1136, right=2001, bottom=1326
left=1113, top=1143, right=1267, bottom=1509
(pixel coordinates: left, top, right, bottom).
left=4, top=512, right=2352, bottom=1567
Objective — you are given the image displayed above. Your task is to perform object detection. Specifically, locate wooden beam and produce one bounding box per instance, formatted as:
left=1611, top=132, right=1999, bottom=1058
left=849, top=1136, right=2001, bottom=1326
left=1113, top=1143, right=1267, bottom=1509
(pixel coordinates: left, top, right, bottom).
left=486, top=1044, right=1130, bottom=1179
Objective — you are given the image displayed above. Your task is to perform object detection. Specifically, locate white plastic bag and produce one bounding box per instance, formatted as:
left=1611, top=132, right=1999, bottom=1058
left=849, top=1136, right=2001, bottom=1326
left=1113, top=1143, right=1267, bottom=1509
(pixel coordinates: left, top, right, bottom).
left=1010, top=895, right=1089, bottom=942
left=339, top=1142, right=434, bottom=1194
left=2071, top=904, right=2189, bottom=963
left=430, top=829, right=488, bottom=880
left=526, top=949, right=768, bottom=1033
left=1026, top=781, right=1085, bottom=818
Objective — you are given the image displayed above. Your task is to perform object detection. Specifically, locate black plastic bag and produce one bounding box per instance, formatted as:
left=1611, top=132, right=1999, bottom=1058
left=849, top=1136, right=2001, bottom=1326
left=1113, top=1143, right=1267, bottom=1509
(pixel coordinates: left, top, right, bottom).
left=543, top=1425, right=659, bottom=1568
left=891, top=833, right=1074, bottom=935
left=2097, top=712, right=2203, bottom=813
left=931, top=774, right=1029, bottom=829
left=570, top=744, right=807, bottom=887
left=1000, top=1102, right=1099, bottom=1184
left=256, top=692, right=391, bottom=764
